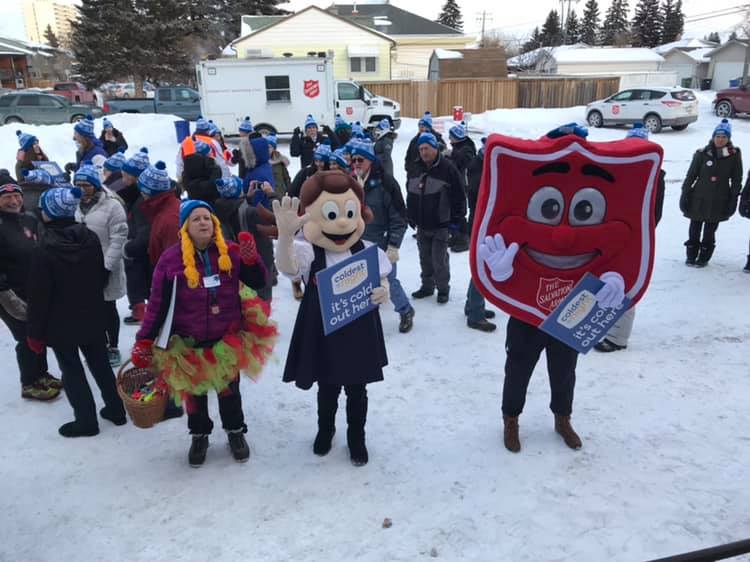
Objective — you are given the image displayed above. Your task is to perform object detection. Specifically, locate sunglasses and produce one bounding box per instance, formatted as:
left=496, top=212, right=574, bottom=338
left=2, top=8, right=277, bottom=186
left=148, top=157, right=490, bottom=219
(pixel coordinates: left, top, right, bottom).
left=351, top=157, right=366, bottom=163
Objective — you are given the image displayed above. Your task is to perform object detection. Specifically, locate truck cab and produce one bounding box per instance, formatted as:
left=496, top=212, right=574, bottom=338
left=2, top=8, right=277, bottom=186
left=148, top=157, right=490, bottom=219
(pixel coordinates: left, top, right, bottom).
left=334, top=80, right=401, bottom=130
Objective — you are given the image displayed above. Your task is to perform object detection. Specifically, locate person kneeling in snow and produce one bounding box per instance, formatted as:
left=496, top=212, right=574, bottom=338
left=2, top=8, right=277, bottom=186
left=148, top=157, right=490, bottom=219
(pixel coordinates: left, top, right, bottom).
left=273, top=172, right=391, bottom=466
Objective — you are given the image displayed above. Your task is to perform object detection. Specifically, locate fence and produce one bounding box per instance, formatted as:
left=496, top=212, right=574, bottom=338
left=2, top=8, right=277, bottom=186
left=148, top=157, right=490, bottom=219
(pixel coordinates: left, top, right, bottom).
left=362, top=77, right=620, bottom=118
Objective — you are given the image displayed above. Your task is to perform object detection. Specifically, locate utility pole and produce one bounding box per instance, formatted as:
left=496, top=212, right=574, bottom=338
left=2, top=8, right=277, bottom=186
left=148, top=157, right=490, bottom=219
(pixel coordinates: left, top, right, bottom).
left=476, top=10, right=493, bottom=47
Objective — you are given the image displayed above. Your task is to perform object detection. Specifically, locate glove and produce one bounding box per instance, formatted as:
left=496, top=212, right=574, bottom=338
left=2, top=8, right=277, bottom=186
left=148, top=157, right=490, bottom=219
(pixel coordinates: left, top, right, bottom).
left=293, top=127, right=301, bottom=135
left=478, top=234, right=520, bottom=283
left=0, top=289, right=28, bottom=321
left=595, top=272, right=625, bottom=309
left=251, top=188, right=272, bottom=210
left=26, top=337, right=45, bottom=355
left=272, top=196, right=310, bottom=240
left=64, top=162, right=76, bottom=174
left=238, top=232, right=259, bottom=265
left=679, top=191, right=691, bottom=215
left=371, top=283, right=390, bottom=306
left=231, top=149, right=241, bottom=164
left=386, top=246, right=399, bottom=264
left=131, top=339, right=154, bottom=369
left=546, top=123, right=588, bottom=139
left=740, top=199, right=750, bottom=218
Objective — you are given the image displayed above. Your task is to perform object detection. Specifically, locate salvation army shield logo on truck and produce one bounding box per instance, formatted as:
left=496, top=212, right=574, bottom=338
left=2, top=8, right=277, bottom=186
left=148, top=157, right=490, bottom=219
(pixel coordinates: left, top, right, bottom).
left=304, top=80, right=320, bottom=98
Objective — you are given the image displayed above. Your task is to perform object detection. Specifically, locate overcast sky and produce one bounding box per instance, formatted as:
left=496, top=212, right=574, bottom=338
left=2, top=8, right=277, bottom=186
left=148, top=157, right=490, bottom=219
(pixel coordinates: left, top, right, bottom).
left=0, top=0, right=745, bottom=41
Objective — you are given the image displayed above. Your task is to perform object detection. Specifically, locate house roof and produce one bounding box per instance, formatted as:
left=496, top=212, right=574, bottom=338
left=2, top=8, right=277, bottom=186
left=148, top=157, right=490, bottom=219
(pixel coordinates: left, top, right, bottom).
left=555, top=47, right=664, bottom=64
left=0, top=36, right=64, bottom=57
left=507, top=43, right=588, bottom=68
left=705, top=39, right=750, bottom=58
left=240, top=15, right=286, bottom=34
left=231, top=6, right=395, bottom=46
left=654, top=37, right=717, bottom=55
left=326, top=3, right=463, bottom=36
left=682, top=47, right=714, bottom=63
left=433, top=48, right=463, bottom=60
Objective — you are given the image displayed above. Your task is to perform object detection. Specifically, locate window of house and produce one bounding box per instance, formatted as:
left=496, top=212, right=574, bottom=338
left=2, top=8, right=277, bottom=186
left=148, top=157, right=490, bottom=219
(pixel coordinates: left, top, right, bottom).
left=265, top=75, right=290, bottom=102
left=350, top=57, right=377, bottom=73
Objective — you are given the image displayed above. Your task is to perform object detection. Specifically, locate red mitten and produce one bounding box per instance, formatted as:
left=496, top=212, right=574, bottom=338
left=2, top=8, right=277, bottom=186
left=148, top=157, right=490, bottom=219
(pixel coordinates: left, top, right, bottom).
left=131, top=339, right=154, bottom=369
left=238, top=232, right=259, bottom=265
left=26, top=337, right=45, bottom=355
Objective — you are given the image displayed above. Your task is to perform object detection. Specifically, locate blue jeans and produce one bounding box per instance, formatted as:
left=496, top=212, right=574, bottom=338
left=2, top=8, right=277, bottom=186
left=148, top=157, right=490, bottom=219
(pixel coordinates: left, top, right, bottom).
left=388, top=262, right=412, bottom=315
left=464, top=280, right=486, bottom=322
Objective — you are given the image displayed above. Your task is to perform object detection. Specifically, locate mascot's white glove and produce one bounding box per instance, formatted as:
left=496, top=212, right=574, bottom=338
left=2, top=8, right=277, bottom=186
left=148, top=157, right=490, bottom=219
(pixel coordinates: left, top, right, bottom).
left=371, top=277, right=390, bottom=306
left=272, top=196, right=310, bottom=276
left=386, top=245, right=399, bottom=264
left=478, top=234, right=520, bottom=283
left=595, top=271, right=625, bottom=309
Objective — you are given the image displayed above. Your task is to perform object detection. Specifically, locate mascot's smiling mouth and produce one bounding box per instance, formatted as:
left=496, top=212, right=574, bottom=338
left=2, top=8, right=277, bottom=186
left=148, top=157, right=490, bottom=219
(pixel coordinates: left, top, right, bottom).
left=525, top=247, right=600, bottom=270
left=323, top=230, right=356, bottom=245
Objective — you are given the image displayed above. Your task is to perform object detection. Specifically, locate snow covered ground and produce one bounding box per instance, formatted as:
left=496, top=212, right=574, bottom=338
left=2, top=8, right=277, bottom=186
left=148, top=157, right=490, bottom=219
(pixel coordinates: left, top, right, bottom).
left=1, top=93, right=750, bottom=562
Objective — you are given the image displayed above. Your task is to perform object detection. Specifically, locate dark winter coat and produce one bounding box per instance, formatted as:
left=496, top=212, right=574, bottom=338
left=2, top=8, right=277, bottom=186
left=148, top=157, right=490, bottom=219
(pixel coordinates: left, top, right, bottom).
left=680, top=142, right=743, bottom=223
left=27, top=219, right=108, bottom=347
left=139, top=191, right=180, bottom=266
left=290, top=128, right=338, bottom=168
left=270, top=152, right=291, bottom=197
left=406, top=153, right=466, bottom=231
left=19, top=182, right=49, bottom=214
left=243, top=137, right=275, bottom=190
left=448, top=137, right=477, bottom=181
left=655, top=169, right=666, bottom=226
left=119, top=181, right=151, bottom=264
left=99, top=128, right=128, bottom=157
left=374, top=132, right=396, bottom=177
left=76, top=139, right=108, bottom=169
left=289, top=165, right=319, bottom=199
left=335, top=127, right=352, bottom=145
left=183, top=153, right=222, bottom=205
left=361, top=162, right=407, bottom=250
left=405, top=130, right=446, bottom=179
left=137, top=242, right=265, bottom=345
left=0, top=209, right=40, bottom=300
left=467, top=151, right=484, bottom=229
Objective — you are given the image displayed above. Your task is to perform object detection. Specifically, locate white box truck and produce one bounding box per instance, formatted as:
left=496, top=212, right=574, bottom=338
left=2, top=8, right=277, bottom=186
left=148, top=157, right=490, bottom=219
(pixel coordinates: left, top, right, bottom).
left=195, top=55, right=401, bottom=136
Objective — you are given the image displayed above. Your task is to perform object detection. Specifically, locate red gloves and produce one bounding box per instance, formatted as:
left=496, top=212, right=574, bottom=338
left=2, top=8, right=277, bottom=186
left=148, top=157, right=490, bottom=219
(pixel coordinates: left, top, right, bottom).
left=238, top=232, right=259, bottom=265
left=131, top=340, right=154, bottom=368
left=26, top=337, right=45, bottom=355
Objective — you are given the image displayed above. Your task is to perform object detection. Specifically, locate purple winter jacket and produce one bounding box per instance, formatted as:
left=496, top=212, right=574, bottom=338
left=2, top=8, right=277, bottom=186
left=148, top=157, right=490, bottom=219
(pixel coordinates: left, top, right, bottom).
left=137, top=241, right=266, bottom=344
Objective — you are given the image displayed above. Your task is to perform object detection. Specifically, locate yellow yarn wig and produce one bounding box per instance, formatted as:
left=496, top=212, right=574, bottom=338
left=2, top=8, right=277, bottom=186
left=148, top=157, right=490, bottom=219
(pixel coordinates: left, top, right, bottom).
left=181, top=214, right=232, bottom=289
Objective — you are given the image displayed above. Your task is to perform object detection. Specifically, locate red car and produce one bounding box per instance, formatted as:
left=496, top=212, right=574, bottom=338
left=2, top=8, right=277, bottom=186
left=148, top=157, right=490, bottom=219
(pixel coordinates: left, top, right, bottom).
left=52, top=82, right=96, bottom=105
left=714, top=85, right=750, bottom=118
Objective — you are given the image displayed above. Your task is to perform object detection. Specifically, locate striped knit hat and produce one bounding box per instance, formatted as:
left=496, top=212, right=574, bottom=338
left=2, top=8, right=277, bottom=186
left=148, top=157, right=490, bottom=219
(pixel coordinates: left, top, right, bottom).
left=74, top=114, right=96, bottom=139
left=122, top=147, right=150, bottom=178
left=137, top=161, right=171, bottom=196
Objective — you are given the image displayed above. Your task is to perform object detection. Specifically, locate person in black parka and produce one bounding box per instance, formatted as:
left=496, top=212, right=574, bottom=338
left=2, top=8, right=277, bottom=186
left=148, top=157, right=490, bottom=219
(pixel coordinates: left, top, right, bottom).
left=290, top=114, right=339, bottom=169
left=680, top=119, right=743, bottom=267
left=404, top=112, right=446, bottom=181
left=446, top=121, right=476, bottom=253
left=99, top=118, right=128, bottom=157
left=27, top=187, right=126, bottom=437
left=183, top=145, right=222, bottom=205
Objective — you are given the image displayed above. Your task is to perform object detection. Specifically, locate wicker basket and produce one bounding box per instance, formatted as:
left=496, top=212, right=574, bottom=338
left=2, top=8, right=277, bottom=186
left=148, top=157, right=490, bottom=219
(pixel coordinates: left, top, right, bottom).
left=116, top=360, right=167, bottom=429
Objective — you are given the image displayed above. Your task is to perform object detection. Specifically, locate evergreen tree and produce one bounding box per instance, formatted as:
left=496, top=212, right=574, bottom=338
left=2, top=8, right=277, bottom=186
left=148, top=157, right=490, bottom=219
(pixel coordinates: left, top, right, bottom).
left=565, top=11, right=582, bottom=44
left=522, top=27, right=543, bottom=53
left=44, top=24, right=60, bottom=48
left=632, top=0, right=663, bottom=47
left=541, top=10, right=563, bottom=46
left=729, top=31, right=738, bottom=41
left=601, top=0, right=630, bottom=45
left=704, top=31, right=721, bottom=43
left=436, top=0, right=464, bottom=32
left=662, top=0, right=684, bottom=43
left=580, top=0, right=601, bottom=45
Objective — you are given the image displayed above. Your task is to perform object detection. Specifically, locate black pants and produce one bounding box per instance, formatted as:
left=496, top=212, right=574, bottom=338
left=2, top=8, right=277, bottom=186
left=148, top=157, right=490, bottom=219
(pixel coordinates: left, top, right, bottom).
left=688, top=220, right=719, bottom=247
left=0, top=306, right=47, bottom=386
left=185, top=378, right=245, bottom=435
left=104, top=300, right=120, bottom=349
left=53, top=339, right=124, bottom=428
left=502, top=317, right=578, bottom=417
left=417, top=227, right=450, bottom=293
left=124, top=255, right=151, bottom=308
left=317, top=383, right=367, bottom=433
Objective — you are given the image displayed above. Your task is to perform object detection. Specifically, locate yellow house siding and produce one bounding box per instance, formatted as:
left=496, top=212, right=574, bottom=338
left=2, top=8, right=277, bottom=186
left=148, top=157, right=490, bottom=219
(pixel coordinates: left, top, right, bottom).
left=391, top=36, right=469, bottom=79
left=233, top=8, right=392, bottom=81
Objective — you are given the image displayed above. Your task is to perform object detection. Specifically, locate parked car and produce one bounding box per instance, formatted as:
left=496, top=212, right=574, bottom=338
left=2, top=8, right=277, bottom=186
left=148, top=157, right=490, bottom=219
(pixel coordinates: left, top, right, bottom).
left=586, top=87, right=699, bottom=133
left=0, top=92, right=103, bottom=125
left=52, top=82, right=96, bottom=105
left=103, top=86, right=201, bottom=120
left=113, top=81, right=155, bottom=99
left=713, top=85, right=750, bottom=118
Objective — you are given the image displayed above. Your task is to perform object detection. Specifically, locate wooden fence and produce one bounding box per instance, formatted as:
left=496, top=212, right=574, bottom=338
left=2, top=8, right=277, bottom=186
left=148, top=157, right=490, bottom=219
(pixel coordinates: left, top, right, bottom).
left=362, top=77, right=620, bottom=118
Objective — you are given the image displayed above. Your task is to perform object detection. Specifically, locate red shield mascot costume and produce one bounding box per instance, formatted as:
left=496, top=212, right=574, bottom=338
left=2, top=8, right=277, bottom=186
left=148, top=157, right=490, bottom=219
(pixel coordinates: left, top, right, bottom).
left=470, top=124, right=663, bottom=452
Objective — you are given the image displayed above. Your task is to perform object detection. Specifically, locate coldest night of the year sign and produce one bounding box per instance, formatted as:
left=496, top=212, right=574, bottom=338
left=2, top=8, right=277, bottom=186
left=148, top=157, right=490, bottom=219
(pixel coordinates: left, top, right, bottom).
left=316, top=245, right=381, bottom=336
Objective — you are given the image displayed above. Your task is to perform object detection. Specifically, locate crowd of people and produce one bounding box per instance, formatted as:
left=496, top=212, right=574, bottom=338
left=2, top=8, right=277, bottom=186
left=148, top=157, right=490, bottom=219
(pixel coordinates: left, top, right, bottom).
left=0, top=108, right=745, bottom=463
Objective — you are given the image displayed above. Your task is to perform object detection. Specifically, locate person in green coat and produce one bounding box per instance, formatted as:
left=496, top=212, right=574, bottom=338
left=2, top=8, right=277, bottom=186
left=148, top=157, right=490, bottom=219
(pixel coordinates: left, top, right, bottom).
left=680, top=119, right=743, bottom=267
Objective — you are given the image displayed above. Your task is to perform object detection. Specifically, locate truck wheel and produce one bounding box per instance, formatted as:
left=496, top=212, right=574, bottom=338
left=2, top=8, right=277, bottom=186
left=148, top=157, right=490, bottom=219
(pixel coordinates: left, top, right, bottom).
left=715, top=100, right=734, bottom=118
left=70, top=114, right=84, bottom=123
left=255, top=123, right=277, bottom=137
left=643, top=113, right=662, bottom=134
left=4, top=116, right=23, bottom=124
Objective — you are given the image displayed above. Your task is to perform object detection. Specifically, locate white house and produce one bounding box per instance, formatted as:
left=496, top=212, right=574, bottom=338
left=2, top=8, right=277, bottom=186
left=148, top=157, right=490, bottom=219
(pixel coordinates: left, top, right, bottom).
left=706, top=40, right=749, bottom=90
left=654, top=37, right=718, bottom=56
left=553, top=48, right=664, bottom=74
left=661, top=47, right=712, bottom=88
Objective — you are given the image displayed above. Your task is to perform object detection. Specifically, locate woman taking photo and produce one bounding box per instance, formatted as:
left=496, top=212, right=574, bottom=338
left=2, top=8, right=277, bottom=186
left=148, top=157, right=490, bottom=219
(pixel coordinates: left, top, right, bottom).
left=680, top=119, right=743, bottom=267
left=15, top=131, right=49, bottom=182
left=132, top=198, right=276, bottom=467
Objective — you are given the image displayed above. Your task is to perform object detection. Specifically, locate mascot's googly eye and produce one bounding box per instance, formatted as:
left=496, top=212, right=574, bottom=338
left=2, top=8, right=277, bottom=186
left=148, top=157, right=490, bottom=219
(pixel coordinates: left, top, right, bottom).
left=569, top=188, right=606, bottom=226
left=321, top=201, right=339, bottom=221
left=527, top=186, right=564, bottom=225
left=344, top=200, right=357, bottom=219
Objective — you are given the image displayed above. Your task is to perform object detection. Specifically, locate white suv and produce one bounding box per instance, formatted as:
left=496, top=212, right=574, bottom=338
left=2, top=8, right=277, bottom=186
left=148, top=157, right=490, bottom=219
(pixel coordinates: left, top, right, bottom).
left=586, top=87, right=699, bottom=133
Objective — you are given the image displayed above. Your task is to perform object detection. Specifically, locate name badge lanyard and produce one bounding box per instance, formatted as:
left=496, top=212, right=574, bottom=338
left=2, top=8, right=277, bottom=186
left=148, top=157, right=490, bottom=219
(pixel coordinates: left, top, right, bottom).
left=199, top=249, right=220, bottom=315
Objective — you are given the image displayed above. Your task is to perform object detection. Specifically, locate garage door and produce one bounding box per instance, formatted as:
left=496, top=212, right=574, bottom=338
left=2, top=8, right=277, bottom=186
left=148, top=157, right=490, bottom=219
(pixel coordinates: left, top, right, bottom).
left=712, top=62, right=744, bottom=89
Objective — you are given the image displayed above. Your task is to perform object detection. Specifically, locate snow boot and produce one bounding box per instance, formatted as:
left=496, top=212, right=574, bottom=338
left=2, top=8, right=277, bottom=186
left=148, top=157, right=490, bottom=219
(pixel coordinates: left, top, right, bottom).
left=100, top=406, right=127, bottom=426
left=449, top=233, right=469, bottom=253
left=188, top=435, right=209, bottom=467
left=227, top=430, right=250, bottom=463
left=744, top=255, right=750, bottom=273
left=411, top=286, right=435, bottom=299
left=39, top=373, right=63, bottom=390
left=313, top=385, right=339, bottom=456
left=437, top=291, right=449, bottom=304
left=346, top=387, right=368, bottom=467
left=58, top=421, right=99, bottom=438
left=123, top=303, right=145, bottom=325
left=22, top=382, right=60, bottom=401
left=398, top=307, right=415, bottom=334
left=685, top=241, right=699, bottom=266
left=554, top=415, right=582, bottom=450
left=594, top=338, right=626, bottom=352
left=484, top=310, right=496, bottom=319
left=503, top=416, right=521, bottom=453
left=467, top=318, right=497, bottom=332
left=694, top=244, right=715, bottom=268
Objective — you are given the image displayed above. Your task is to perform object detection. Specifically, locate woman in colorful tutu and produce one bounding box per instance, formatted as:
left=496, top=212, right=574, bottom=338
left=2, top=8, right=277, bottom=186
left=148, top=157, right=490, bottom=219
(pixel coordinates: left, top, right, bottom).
left=131, top=199, right=277, bottom=467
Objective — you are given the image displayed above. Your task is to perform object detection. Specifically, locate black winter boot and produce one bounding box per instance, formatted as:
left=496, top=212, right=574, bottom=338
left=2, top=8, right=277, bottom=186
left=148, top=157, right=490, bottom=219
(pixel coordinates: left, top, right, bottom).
left=744, top=255, right=750, bottom=273
left=227, top=430, right=250, bottom=463
left=313, top=385, right=340, bottom=456
left=188, top=435, right=209, bottom=467
left=398, top=307, right=415, bottom=333
left=345, top=386, right=368, bottom=467
left=695, top=244, right=715, bottom=268
left=685, top=241, right=699, bottom=266
left=411, top=286, right=435, bottom=299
